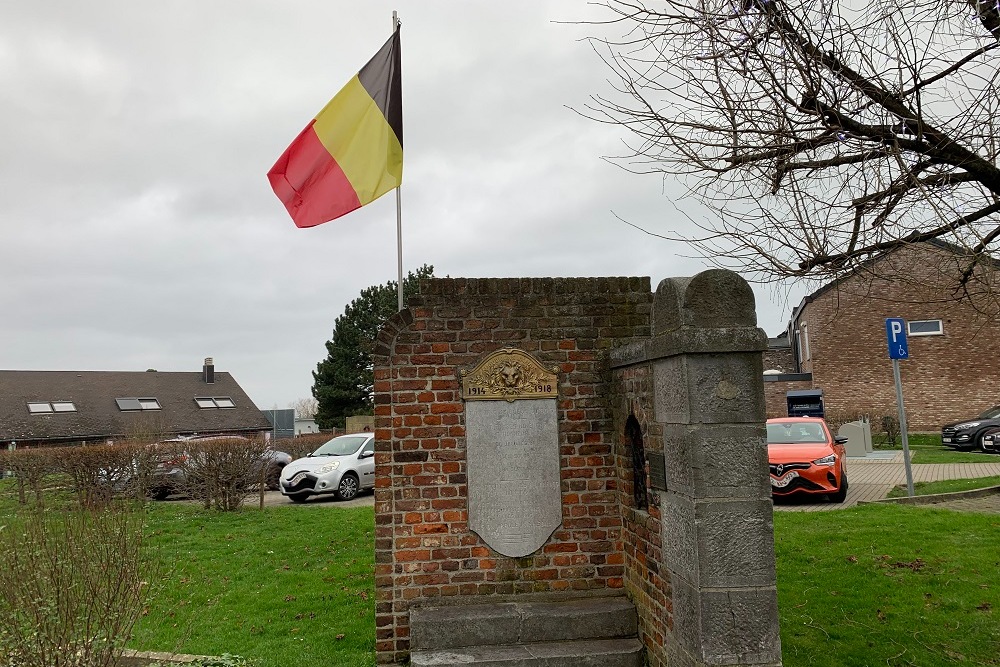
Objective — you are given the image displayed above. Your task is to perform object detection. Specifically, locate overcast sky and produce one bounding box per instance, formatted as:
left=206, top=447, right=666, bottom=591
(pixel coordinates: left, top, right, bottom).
left=0, top=1, right=809, bottom=410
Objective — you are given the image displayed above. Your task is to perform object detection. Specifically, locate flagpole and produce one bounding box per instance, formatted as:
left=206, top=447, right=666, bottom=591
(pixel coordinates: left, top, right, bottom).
left=392, top=10, right=404, bottom=312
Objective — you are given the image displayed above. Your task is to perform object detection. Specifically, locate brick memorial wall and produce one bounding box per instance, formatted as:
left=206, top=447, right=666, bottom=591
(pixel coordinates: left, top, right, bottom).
left=372, top=272, right=782, bottom=667
left=371, top=277, right=652, bottom=664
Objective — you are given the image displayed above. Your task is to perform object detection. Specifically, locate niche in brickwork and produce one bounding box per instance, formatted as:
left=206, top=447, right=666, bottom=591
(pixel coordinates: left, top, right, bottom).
left=625, top=415, right=648, bottom=511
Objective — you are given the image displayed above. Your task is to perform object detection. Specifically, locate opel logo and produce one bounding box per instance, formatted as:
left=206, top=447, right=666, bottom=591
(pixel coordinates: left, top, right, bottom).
left=776, top=464, right=784, bottom=475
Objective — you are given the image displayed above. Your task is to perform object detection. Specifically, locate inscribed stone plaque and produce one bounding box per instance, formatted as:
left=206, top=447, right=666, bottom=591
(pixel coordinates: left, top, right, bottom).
left=648, top=454, right=668, bottom=491
left=466, top=399, right=561, bottom=557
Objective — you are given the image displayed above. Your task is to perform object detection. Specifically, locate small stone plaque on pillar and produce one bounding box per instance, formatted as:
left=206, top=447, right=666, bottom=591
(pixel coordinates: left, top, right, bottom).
left=462, top=348, right=561, bottom=558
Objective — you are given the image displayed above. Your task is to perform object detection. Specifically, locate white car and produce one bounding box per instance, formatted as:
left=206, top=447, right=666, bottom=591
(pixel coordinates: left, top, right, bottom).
left=279, top=433, right=375, bottom=503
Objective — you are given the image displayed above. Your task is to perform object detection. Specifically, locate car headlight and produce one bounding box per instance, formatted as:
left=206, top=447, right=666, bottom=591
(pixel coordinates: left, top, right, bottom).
left=954, top=422, right=981, bottom=430
left=813, top=454, right=837, bottom=466
left=318, top=462, right=341, bottom=474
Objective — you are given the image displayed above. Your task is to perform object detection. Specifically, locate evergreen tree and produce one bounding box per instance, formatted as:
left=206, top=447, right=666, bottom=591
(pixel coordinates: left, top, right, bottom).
left=312, top=265, right=433, bottom=429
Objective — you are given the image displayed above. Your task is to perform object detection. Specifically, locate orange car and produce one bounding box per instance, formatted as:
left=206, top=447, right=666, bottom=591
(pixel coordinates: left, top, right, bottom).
left=766, top=417, right=849, bottom=503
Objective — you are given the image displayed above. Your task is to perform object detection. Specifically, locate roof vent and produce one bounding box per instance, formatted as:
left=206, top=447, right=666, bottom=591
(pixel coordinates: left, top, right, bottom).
left=203, top=357, right=215, bottom=384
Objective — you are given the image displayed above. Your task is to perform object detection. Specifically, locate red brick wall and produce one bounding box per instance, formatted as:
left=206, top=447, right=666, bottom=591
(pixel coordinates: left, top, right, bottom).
left=611, top=364, right=670, bottom=667
left=372, top=277, right=652, bottom=665
left=795, top=243, right=1000, bottom=430
left=763, top=345, right=794, bottom=373
left=763, top=379, right=812, bottom=419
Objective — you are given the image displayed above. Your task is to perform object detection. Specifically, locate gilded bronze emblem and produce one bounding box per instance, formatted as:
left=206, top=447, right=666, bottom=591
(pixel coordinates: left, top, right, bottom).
left=461, top=348, right=558, bottom=401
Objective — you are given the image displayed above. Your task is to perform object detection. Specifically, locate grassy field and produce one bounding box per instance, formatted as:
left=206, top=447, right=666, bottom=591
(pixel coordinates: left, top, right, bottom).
left=876, top=433, right=1000, bottom=464
left=775, top=504, right=1000, bottom=666
left=887, top=475, right=1000, bottom=498
left=3, top=483, right=1000, bottom=666
left=132, top=502, right=375, bottom=667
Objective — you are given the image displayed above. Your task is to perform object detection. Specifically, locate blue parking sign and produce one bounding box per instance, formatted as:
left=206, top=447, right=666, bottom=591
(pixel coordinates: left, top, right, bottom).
left=886, top=318, right=909, bottom=359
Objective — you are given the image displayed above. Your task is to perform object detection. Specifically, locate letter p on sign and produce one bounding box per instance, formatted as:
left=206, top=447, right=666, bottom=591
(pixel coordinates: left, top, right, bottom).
left=885, top=318, right=909, bottom=359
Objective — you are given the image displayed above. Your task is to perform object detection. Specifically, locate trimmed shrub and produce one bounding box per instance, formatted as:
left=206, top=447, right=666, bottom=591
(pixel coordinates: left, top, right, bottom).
left=179, top=438, right=270, bottom=511
left=0, top=447, right=58, bottom=505
left=57, top=443, right=153, bottom=508
left=282, top=432, right=333, bottom=462
left=0, top=505, right=151, bottom=667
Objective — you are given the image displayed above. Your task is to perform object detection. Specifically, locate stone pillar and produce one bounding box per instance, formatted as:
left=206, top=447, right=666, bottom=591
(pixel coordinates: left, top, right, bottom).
left=618, top=269, right=782, bottom=667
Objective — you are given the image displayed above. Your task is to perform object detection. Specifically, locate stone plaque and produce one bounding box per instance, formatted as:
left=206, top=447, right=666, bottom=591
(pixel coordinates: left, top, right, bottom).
left=648, top=454, right=668, bottom=491
left=465, top=350, right=561, bottom=558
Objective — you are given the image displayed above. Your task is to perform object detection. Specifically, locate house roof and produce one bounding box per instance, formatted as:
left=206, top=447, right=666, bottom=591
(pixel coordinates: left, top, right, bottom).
left=787, top=239, right=991, bottom=327
left=0, top=369, right=270, bottom=442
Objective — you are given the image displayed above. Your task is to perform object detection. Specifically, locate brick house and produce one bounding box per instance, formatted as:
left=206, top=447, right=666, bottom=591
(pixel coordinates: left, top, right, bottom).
left=764, top=241, right=1000, bottom=430
left=0, top=358, right=271, bottom=446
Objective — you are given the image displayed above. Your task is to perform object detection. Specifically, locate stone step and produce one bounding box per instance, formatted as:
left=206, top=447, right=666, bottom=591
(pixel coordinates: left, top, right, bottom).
left=409, top=596, right=638, bottom=651
left=410, top=637, right=644, bottom=667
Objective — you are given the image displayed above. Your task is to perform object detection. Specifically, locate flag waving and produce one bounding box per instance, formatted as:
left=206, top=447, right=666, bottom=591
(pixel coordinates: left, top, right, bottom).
left=268, top=28, right=402, bottom=228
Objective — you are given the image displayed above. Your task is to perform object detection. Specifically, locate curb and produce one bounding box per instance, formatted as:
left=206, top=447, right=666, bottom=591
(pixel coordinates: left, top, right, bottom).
left=119, top=650, right=216, bottom=666
left=860, top=485, right=1000, bottom=506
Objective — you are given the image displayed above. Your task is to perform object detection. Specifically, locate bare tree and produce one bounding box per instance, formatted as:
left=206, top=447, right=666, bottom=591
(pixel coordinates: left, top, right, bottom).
left=289, top=396, right=319, bottom=420
left=588, top=0, right=1000, bottom=304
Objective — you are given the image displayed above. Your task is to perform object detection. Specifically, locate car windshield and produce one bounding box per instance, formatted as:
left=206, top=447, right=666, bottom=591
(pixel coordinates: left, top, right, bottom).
left=312, top=435, right=369, bottom=457
left=766, top=422, right=828, bottom=444
left=979, top=406, right=1000, bottom=419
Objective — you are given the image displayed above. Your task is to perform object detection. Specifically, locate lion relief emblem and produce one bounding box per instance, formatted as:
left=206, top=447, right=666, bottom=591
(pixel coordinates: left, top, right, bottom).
left=486, top=360, right=536, bottom=395
left=462, top=348, right=559, bottom=401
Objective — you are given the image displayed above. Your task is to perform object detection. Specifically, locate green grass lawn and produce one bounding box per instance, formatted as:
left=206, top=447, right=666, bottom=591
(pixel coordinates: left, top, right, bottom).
left=775, top=504, right=1000, bottom=666
left=874, top=433, right=1000, bottom=464
left=133, top=502, right=375, bottom=667
left=886, top=476, right=1000, bottom=498
left=4, top=482, right=1000, bottom=666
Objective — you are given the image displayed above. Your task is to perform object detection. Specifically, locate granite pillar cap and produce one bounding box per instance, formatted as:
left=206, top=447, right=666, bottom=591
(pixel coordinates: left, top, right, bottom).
left=653, top=269, right=757, bottom=334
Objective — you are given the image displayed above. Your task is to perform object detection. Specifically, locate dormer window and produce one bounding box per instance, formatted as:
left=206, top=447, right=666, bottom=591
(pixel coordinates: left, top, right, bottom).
left=116, top=397, right=161, bottom=411
left=195, top=397, right=236, bottom=409
left=27, top=401, right=76, bottom=414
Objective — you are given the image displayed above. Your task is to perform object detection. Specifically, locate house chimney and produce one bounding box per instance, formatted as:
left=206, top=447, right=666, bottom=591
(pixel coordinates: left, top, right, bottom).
left=203, top=357, right=215, bottom=384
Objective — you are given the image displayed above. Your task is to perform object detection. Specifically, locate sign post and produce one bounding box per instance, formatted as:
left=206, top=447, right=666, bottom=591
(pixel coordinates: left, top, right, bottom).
left=885, top=318, right=914, bottom=497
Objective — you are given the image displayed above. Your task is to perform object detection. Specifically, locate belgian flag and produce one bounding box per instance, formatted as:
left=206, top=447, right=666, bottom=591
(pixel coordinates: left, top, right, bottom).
left=268, top=28, right=402, bottom=228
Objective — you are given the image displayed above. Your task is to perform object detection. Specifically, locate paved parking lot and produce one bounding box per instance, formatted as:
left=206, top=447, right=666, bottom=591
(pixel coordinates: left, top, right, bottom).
left=258, top=489, right=376, bottom=507
left=171, top=489, right=375, bottom=508
left=773, top=453, right=1000, bottom=512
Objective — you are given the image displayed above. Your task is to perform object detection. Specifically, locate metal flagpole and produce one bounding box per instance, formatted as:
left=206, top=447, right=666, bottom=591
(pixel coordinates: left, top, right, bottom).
left=393, top=10, right=404, bottom=312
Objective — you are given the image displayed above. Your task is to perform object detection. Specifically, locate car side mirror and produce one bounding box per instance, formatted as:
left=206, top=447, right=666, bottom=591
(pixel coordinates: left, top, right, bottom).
left=359, top=451, right=374, bottom=459
left=834, top=435, right=849, bottom=444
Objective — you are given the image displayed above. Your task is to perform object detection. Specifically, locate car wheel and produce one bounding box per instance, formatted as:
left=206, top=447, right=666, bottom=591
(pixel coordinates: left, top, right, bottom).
left=265, top=463, right=284, bottom=491
left=336, top=473, right=359, bottom=501
left=829, top=473, right=848, bottom=504
left=149, top=486, right=171, bottom=501
left=287, top=494, right=310, bottom=504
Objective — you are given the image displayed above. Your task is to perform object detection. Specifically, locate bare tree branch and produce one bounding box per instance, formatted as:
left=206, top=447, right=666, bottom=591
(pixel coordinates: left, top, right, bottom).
left=585, top=0, right=1000, bottom=308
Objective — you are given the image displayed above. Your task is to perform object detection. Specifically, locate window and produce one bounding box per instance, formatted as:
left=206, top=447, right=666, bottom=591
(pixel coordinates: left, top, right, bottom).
left=908, top=320, right=943, bottom=336
left=195, top=397, right=236, bottom=409
left=625, top=415, right=648, bottom=511
left=27, top=401, right=76, bottom=414
left=116, top=397, right=160, bottom=411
